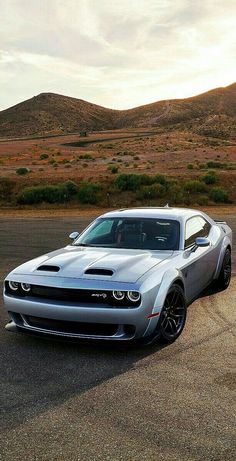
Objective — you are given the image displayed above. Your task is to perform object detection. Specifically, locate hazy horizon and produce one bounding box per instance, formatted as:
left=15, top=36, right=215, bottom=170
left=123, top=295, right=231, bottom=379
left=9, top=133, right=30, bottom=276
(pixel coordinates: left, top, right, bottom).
left=0, top=0, right=235, bottom=111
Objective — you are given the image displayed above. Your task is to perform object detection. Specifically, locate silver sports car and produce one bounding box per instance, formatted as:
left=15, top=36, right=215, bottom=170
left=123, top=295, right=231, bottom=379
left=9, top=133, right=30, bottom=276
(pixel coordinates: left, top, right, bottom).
left=3, top=207, right=232, bottom=344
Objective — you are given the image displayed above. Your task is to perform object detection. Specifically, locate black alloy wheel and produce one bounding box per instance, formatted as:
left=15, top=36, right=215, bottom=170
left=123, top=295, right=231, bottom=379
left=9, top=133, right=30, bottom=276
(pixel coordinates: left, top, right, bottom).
left=143, top=283, right=187, bottom=346
left=159, top=284, right=187, bottom=343
left=217, top=248, right=231, bottom=289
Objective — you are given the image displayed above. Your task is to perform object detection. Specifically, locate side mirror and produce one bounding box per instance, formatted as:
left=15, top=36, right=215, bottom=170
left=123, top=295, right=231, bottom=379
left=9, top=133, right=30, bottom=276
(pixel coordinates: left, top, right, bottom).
left=195, top=237, right=210, bottom=247
left=69, top=231, right=79, bottom=241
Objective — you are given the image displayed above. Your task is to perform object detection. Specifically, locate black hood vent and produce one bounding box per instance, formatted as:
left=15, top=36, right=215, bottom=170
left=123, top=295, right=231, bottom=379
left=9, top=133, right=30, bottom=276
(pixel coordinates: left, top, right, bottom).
left=85, top=268, right=114, bottom=276
left=37, top=265, right=60, bottom=272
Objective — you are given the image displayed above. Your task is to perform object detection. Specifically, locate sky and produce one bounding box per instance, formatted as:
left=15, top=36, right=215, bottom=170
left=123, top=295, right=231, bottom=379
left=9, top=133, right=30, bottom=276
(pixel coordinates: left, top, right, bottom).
left=0, top=0, right=235, bottom=111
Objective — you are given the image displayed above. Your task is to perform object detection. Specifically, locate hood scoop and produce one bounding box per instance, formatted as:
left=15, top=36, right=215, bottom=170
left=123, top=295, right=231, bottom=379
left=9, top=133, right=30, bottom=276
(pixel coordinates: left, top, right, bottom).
left=37, top=265, right=60, bottom=272
left=84, top=268, right=114, bottom=276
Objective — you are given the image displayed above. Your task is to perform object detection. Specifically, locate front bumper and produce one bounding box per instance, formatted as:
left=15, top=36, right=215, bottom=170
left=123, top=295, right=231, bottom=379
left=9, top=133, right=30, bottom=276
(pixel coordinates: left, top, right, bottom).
left=4, top=292, right=161, bottom=341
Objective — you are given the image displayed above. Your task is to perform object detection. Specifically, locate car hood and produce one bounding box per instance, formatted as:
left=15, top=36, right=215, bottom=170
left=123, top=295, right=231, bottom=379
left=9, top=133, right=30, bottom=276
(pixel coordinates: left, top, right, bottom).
left=11, top=246, right=175, bottom=283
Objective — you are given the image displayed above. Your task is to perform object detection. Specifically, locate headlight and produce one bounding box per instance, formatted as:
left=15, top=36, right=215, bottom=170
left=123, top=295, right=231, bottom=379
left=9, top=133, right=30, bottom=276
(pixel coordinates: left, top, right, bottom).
left=21, top=283, right=31, bottom=292
left=9, top=281, right=19, bottom=291
left=127, top=291, right=141, bottom=302
left=112, top=290, right=125, bottom=300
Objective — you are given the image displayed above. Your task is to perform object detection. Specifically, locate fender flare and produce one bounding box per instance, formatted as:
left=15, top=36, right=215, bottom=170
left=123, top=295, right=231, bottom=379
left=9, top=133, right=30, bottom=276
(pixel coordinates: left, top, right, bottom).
left=214, top=236, right=232, bottom=279
left=143, top=268, right=185, bottom=337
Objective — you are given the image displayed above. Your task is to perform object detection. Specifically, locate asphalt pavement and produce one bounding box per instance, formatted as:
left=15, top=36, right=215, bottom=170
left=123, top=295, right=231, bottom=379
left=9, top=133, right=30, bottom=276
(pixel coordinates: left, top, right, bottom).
left=0, top=215, right=235, bottom=461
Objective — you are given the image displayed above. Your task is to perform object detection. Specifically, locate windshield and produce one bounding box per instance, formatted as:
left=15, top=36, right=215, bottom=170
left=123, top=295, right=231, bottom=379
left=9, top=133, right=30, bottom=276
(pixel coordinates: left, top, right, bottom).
left=74, top=217, right=180, bottom=250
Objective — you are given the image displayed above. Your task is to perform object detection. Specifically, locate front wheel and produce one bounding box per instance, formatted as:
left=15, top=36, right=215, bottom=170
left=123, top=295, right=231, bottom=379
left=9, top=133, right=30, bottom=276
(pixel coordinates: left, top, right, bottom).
left=144, top=284, right=187, bottom=345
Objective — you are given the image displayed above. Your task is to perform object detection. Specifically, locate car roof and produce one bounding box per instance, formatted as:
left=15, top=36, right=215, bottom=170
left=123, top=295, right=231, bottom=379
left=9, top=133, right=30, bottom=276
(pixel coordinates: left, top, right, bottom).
left=99, top=207, right=208, bottom=221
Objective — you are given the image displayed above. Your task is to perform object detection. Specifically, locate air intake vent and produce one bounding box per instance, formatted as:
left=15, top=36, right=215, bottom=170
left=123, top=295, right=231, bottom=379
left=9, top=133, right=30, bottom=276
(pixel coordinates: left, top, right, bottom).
left=85, top=268, right=114, bottom=276
left=37, top=265, right=60, bottom=272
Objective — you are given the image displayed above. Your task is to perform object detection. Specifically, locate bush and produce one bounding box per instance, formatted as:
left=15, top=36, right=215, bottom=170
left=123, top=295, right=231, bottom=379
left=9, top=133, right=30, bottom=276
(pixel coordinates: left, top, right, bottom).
left=115, top=174, right=145, bottom=191
left=63, top=180, right=78, bottom=195
left=108, top=165, right=119, bottom=174
left=196, top=195, right=209, bottom=206
left=206, top=161, right=227, bottom=169
left=167, top=184, right=184, bottom=204
left=0, top=177, right=15, bottom=200
left=40, top=153, right=49, bottom=160
left=209, top=187, right=229, bottom=203
left=183, top=180, right=207, bottom=194
left=17, top=181, right=77, bottom=205
left=79, top=154, right=92, bottom=160
left=187, top=163, right=194, bottom=169
left=16, top=167, right=30, bottom=175
left=154, top=174, right=169, bottom=189
left=138, top=184, right=165, bottom=200
left=201, top=171, right=218, bottom=185
left=115, top=173, right=168, bottom=191
left=77, top=182, right=101, bottom=204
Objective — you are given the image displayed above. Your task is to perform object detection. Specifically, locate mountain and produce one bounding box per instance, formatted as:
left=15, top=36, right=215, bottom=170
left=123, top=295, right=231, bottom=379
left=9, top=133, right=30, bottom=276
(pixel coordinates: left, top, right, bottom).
left=0, top=83, right=235, bottom=138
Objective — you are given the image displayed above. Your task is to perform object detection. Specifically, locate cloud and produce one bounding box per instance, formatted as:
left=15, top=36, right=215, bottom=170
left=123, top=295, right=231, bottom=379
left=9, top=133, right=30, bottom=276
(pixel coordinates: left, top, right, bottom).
left=0, top=0, right=235, bottom=110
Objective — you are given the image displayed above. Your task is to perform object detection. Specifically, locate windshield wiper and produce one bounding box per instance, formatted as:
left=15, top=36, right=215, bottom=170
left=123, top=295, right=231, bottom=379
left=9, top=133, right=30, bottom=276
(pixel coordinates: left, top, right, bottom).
left=74, top=243, right=94, bottom=247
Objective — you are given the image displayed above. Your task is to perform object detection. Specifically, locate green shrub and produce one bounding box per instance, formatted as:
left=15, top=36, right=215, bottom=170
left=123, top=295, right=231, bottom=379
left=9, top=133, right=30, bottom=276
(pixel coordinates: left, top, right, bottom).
left=77, top=182, right=101, bottom=204
left=206, top=161, right=228, bottom=169
left=17, top=181, right=77, bottom=205
left=138, top=184, right=165, bottom=200
left=115, top=173, right=167, bottom=191
left=154, top=174, right=169, bottom=189
left=16, top=167, right=30, bottom=175
left=201, top=171, right=218, bottom=185
left=0, top=177, right=15, bottom=200
left=209, top=187, right=229, bottom=203
left=79, top=154, right=92, bottom=160
left=187, top=163, right=194, bottom=169
left=108, top=165, right=119, bottom=174
left=40, top=153, right=49, bottom=160
left=63, top=180, right=78, bottom=195
left=167, top=184, right=184, bottom=204
left=183, top=180, right=207, bottom=194
left=115, top=174, right=144, bottom=191
left=196, top=195, right=209, bottom=206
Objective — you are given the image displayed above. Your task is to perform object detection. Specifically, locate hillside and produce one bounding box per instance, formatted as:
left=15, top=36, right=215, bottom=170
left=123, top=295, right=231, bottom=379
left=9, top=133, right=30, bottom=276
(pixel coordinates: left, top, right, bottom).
left=0, top=83, right=235, bottom=138
left=0, top=93, right=118, bottom=138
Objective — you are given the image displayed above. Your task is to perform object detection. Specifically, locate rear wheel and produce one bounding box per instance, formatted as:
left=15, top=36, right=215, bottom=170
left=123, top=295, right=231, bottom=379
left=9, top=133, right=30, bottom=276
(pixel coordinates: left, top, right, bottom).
left=217, top=248, right=231, bottom=289
left=144, top=284, right=187, bottom=345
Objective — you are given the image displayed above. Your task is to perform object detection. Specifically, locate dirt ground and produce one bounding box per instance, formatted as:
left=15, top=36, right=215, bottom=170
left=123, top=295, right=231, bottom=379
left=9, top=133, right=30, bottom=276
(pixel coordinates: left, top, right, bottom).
left=0, top=129, right=235, bottom=200
left=0, top=204, right=236, bottom=218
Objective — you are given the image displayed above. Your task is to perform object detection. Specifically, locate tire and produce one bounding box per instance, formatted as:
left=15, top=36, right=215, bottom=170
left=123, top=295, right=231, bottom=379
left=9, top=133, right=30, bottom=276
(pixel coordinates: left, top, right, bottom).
left=216, top=248, right=231, bottom=289
left=144, top=284, right=187, bottom=345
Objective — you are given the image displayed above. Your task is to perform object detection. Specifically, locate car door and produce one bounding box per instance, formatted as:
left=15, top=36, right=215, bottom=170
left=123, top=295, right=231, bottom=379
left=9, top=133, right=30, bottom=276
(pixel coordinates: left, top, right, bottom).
left=182, top=216, right=215, bottom=301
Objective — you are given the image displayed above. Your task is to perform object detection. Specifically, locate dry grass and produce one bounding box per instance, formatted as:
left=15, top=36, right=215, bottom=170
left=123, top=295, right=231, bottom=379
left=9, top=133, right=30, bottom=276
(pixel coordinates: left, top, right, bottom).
left=0, top=128, right=235, bottom=202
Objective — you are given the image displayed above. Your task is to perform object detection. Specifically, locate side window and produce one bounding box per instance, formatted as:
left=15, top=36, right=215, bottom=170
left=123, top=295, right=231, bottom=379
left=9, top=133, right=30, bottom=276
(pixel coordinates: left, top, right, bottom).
left=199, top=217, right=211, bottom=237
left=185, top=217, right=211, bottom=248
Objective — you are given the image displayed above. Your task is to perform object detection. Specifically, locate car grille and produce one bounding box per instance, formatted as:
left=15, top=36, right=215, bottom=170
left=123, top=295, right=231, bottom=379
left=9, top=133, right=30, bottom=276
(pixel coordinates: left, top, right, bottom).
left=5, top=283, right=140, bottom=307
left=30, top=285, right=126, bottom=306
left=24, top=315, right=119, bottom=336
